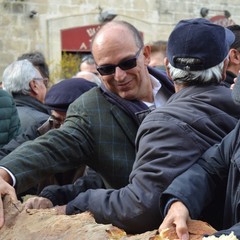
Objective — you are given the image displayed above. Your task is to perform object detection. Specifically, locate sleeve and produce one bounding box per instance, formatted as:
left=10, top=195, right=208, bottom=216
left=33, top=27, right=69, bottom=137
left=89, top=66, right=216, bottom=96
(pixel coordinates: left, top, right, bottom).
left=0, top=100, right=95, bottom=194
left=160, top=123, right=239, bottom=219
left=39, top=171, right=105, bottom=206
left=0, top=123, right=42, bottom=160
left=213, top=223, right=240, bottom=238
left=64, top=114, right=209, bottom=234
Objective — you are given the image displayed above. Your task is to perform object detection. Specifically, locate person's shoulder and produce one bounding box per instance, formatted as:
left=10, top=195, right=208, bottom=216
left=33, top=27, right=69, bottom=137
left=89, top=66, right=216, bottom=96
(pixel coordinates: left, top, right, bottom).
left=71, top=87, right=106, bottom=106
left=0, top=89, right=15, bottom=106
left=73, top=87, right=100, bottom=101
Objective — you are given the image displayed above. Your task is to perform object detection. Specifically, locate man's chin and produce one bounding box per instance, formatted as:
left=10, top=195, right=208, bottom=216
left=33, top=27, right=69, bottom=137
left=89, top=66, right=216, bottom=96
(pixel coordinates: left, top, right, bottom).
left=119, top=92, right=135, bottom=100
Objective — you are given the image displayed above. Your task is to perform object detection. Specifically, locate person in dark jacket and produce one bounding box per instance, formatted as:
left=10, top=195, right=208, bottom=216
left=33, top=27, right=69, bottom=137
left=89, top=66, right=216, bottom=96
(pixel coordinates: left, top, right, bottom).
left=0, top=20, right=174, bottom=233
left=22, top=18, right=240, bottom=234
left=0, top=89, right=21, bottom=147
left=2, top=59, right=49, bottom=133
left=36, top=77, right=99, bottom=190
left=17, top=51, right=50, bottom=85
left=159, top=78, right=240, bottom=239
left=0, top=78, right=98, bottom=189
left=224, top=25, right=240, bottom=87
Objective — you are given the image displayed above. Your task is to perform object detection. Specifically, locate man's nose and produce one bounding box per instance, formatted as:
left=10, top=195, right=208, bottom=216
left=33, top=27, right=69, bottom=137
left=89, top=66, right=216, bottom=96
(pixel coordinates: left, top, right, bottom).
left=114, top=66, right=127, bottom=81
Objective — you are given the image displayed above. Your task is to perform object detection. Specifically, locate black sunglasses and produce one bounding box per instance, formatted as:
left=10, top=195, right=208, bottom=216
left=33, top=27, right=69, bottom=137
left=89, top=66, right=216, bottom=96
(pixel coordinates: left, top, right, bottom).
left=96, top=47, right=143, bottom=76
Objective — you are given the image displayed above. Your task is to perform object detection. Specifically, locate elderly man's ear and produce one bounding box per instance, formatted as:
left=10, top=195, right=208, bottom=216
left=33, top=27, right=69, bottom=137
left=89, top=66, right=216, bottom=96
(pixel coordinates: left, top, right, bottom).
left=29, top=80, right=40, bottom=95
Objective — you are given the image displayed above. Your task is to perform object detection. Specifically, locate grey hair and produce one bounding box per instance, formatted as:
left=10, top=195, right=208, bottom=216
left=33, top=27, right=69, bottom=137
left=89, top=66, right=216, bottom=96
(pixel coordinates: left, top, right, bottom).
left=168, top=58, right=226, bottom=86
left=73, top=71, right=102, bottom=86
left=2, top=59, right=39, bottom=95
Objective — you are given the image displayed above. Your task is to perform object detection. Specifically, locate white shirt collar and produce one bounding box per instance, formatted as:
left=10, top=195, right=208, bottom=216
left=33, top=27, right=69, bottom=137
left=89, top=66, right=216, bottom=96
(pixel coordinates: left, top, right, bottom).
left=143, top=74, right=168, bottom=109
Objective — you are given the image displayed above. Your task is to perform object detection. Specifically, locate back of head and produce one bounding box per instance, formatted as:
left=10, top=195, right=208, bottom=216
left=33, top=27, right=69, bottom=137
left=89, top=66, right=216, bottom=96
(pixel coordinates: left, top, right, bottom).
left=17, top=51, right=49, bottom=79
left=45, top=78, right=97, bottom=112
left=167, top=18, right=235, bottom=85
left=73, top=71, right=101, bottom=86
left=2, top=59, right=40, bottom=95
left=149, top=40, right=167, bottom=68
left=81, top=54, right=95, bottom=66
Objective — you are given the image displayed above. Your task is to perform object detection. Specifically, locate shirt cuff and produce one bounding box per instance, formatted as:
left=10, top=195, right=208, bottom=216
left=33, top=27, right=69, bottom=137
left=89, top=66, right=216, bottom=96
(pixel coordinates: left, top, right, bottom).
left=163, top=197, right=179, bottom=216
left=0, top=166, right=16, bottom=186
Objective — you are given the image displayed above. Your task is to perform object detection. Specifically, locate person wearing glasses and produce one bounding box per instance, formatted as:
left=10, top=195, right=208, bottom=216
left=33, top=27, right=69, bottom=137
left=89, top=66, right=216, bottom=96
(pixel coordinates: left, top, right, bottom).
left=2, top=59, right=49, bottom=133
left=17, top=51, right=50, bottom=87
left=0, top=20, right=174, bottom=233
left=24, top=17, right=240, bottom=235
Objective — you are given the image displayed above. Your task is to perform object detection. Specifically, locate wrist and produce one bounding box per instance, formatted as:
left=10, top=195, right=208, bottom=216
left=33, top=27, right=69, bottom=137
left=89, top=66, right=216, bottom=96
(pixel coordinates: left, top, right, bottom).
left=164, top=197, right=179, bottom=216
left=0, top=168, right=13, bottom=185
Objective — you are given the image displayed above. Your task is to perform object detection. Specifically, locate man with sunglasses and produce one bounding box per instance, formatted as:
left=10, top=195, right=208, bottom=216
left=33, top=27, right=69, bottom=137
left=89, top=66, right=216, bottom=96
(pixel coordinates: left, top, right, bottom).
left=0, top=20, right=174, bottom=232
left=1, top=17, right=240, bottom=234
left=24, top=18, right=240, bottom=234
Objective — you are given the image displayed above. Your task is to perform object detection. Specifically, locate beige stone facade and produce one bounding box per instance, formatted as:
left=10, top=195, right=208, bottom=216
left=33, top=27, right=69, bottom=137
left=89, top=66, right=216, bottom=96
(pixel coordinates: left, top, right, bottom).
left=0, top=0, right=239, bottom=80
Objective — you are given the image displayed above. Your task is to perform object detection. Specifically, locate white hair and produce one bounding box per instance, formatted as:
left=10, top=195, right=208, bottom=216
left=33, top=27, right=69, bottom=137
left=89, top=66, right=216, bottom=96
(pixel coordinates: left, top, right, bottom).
left=73, top=71, right=101, bottom=86
left=168, top=58, right=226, bottom=85
left=2, top=59, right=40, bottom=95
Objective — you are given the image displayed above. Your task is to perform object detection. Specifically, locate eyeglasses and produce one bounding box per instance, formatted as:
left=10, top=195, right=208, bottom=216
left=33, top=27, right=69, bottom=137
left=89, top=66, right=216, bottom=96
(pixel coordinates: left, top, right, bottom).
left=33, top=77, right=49, bottom=87
left=96, top=47, right=143, bottom=76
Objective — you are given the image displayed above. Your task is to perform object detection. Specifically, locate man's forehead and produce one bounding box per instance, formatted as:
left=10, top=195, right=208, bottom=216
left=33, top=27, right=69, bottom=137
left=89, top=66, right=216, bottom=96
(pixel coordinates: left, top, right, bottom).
left=93, top=24, right=132, bottom=47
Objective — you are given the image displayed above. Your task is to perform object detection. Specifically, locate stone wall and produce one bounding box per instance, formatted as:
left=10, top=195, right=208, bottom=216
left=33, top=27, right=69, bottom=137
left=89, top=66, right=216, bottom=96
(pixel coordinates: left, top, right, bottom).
left=0, top=0, right=239, bottom=79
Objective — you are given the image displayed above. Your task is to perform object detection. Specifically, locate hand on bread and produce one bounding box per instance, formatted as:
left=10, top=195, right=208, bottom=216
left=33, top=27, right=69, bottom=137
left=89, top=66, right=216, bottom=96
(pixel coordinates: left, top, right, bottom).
left=159, top=201, right=191, bottom=240
left=159, top=201, right=217, bottom=240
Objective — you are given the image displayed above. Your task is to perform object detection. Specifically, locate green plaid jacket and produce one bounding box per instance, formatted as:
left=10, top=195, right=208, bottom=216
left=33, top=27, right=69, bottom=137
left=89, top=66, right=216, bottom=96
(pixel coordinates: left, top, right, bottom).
left=1, top=87, right=142, bottom=193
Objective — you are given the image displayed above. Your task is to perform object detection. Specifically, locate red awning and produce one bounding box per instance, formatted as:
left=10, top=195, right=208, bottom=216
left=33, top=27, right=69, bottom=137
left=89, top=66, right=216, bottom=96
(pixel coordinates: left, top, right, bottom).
left=61, top=24, right=102, bottom=52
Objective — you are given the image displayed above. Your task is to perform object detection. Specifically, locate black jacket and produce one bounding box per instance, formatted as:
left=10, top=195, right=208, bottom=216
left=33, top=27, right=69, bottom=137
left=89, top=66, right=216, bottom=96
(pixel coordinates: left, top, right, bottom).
left=40, top=84, right=240, bottom=233
left=223, top=70, right=236, bottom=88
left=161, top=121, right=240, bottom=238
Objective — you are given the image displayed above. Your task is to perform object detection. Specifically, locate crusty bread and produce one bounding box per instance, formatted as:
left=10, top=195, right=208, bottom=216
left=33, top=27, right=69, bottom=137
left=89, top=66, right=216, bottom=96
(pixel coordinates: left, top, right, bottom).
left=156, top=220, right=217, bottom=240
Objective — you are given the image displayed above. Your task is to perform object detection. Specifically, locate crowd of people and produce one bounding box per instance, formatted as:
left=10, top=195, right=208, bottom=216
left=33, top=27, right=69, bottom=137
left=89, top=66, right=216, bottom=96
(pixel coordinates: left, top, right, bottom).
left=0, top=17, right=240, bottom=238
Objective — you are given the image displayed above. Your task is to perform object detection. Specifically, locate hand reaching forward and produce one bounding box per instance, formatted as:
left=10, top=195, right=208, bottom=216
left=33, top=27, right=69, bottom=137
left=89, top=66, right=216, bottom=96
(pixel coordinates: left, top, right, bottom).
left=23, top=196, right=66, bottom=215
left=159, top=201, right=191, bottom=240
left=23, top=196, right=53, bottom=209
left=0, top=175, right=18, bottom=228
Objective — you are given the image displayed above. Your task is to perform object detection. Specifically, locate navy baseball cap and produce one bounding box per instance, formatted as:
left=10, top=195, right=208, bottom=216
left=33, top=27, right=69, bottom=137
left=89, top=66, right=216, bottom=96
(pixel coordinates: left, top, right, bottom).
left=167, top=18, right=235, bottom=71
left=45, top=78, right=97, bottom=112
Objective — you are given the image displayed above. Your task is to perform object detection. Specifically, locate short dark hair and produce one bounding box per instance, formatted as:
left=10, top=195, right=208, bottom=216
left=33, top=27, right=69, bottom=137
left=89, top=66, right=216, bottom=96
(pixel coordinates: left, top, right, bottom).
left=227, top=25, right=240, bottom=50
left=17, top=51, right=49, bottom=79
